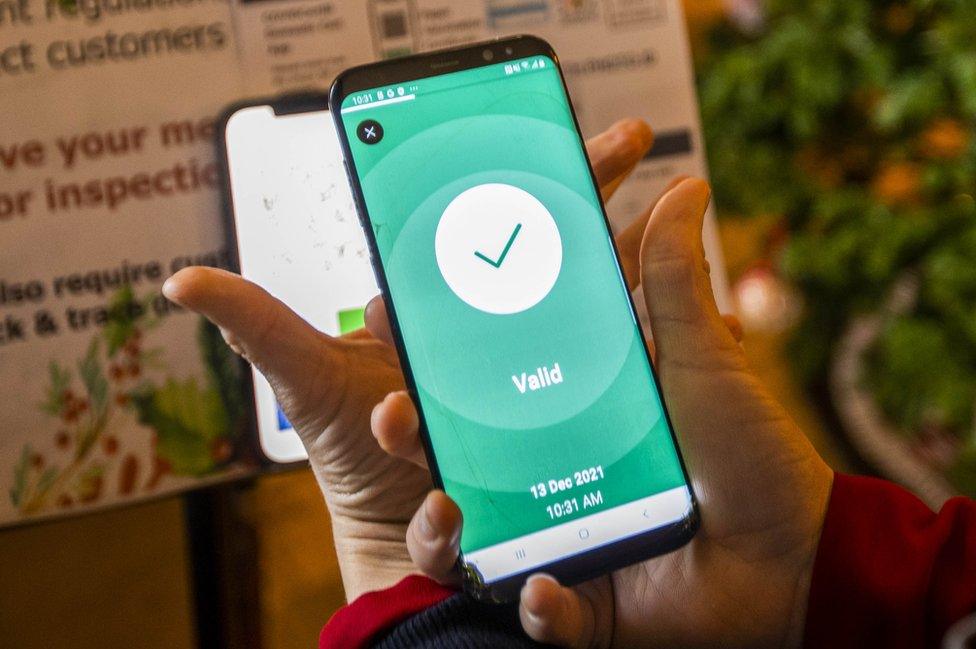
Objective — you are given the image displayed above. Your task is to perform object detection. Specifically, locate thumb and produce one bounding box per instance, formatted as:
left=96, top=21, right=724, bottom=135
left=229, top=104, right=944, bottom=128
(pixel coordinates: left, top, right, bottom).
left=519, top=575, right=600, bottom=649
left=162, top=267, right=338, bottom=421
left=639, top=178, right=742, bottom=370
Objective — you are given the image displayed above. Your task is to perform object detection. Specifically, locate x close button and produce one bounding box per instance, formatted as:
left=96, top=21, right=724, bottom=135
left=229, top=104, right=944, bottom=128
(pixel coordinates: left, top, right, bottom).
left=356, top=119, right=384, bottom=144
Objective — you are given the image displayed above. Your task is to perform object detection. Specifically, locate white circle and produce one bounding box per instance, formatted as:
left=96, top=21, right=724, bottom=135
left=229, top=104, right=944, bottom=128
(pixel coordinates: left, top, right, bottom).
left=435, top=183, right=562, bottom=315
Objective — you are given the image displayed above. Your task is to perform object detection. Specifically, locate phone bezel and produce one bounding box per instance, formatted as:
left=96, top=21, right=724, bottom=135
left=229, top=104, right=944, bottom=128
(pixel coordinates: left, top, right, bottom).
left=215, top=92, right=334, bottom=468
left=330, top=36, right=699, bottom=602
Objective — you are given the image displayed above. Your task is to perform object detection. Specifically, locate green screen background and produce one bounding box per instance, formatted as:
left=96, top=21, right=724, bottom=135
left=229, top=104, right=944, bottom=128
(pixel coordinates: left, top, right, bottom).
left=341, top=57, right=686, bottom=553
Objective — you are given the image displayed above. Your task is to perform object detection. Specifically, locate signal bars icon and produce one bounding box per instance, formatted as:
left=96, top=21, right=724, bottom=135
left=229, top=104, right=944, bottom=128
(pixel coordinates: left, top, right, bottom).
left=504, top=60, right=546, bottom=76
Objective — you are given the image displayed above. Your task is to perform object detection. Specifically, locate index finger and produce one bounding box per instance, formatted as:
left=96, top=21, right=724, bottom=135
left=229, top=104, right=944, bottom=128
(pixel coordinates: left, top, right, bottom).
left=585, top=119, right=654, bottom=201
left=162, top=266, right=334, bottom=384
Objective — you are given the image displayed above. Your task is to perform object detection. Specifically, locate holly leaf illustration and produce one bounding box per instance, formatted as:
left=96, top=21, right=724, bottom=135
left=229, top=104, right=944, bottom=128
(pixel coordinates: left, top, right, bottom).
left=78, top=338, right=108, bottom=420
left=10, top=446, right=29, bottom=507
left=103, top=285, right=137, bottom=357
left=40, top=362, right=71, bottom=416
left=198, top=319, right=245, bottom=436
left=74, top=464, right=105, bottom=503
left=36, top=467, right=58, bottom=498
left=130, top=378, right=230, bottom=476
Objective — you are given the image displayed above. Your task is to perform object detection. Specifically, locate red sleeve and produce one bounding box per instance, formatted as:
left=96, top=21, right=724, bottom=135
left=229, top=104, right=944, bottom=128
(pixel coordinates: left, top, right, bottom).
left=319, top=473, right=976, bottom=649
left=805, top=472, right=976, bottom=648
left=319, top=574, right=455, bottom=649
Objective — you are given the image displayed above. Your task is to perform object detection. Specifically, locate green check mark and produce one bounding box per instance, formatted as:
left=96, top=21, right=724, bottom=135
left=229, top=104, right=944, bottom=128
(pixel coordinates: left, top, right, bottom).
left=474, top=223, right=522, bottom=268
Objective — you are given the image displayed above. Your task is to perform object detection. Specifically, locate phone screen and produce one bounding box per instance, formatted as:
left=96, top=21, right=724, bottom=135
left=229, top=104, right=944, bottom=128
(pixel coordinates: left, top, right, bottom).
left=339, top=56, right=692, bottom=583
left=224, top=104, right=377, bottom=463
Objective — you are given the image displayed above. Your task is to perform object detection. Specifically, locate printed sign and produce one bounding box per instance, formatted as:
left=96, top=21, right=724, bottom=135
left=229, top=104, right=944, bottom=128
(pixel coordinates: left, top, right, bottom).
left=0, top=0, right=726, bottom=527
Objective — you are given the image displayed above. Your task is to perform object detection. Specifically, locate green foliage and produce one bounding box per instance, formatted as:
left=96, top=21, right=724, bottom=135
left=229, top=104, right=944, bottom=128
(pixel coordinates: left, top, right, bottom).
left=103, top=285, right=139, bottom=356
left=13, top=287, right=244, bottom=515
left=75, top=338, right=109, bottom=461
left=36, top=467, right=58, bottom=499
left=699, top=0, right=976, bottom=492
left=74, top=464, right=104, bottom=502
left=130, top=378, right=230, bottom=476
left=949, top=446, right=976, bottom=495
left=123, top=317, right=244, bottom=478
left=9, top=446, right=29, bottom=507
left=9, top=446, right=57, bottom=510
left=198, top=319, right=245, bottom=438
left=40, top=362, right=71, bottom=416
left=867, top=317, right=976, bottom=433
left=78, top=338, right=108, bottom=422
left=102, top=285, right=159, bottom=357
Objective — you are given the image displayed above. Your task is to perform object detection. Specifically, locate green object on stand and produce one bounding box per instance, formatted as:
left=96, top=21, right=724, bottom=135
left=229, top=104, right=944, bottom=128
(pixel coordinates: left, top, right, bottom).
left=338, top=307, right=367, bottom=334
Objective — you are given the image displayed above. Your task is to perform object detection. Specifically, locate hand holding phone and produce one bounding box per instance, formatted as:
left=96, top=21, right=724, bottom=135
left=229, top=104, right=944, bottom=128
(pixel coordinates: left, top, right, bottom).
left=166, top=117, right=663, bottom=602
left=331, top=36, right=698, bottom=600
left=219, top=95, right=379, bottom=463
left=375, top=177, right=834, bottom=649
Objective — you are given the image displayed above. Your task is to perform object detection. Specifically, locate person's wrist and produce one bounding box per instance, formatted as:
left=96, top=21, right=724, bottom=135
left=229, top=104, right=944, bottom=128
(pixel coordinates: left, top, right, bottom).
left=783, top=468, right=834, bottom=647
left=782, top=556, right=816, bottom=647
left=330, top=514, right=417, bottom=601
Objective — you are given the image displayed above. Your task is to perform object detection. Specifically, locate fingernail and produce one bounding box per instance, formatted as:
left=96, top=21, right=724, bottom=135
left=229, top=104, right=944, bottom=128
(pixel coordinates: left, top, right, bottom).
left=694, top=178, right=712, bottom=205
left=447, top=520, right=461, bottom=548
left=418, top=500, right=437, bottom=541
left=522, top=605, right=543, bottom=627
left=616, top=118, right=653, bottom=149
left=521, top=574, right=555, bottom=618
left=161, top=277, right=176, bottom=300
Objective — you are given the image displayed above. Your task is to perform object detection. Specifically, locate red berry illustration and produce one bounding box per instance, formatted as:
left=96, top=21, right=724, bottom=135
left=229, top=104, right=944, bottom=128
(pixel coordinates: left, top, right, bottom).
left=56, top=431, right=70, bottom=449
left=102, top=436, right=119, bottom=455
left=110, top=364, right=125, bottom=381
left=31, top=454, right=44, bottom=469
left=210, top=438, right=232, bottom=464
left=146, top=457, right=171, bottom=490
left=57, top=494, right=73, bottom=508
left=119, top=454, right=139, bottom=495
left=114, top=393, right=130, bottom=407
left=128, top=364, right=141, bottom=378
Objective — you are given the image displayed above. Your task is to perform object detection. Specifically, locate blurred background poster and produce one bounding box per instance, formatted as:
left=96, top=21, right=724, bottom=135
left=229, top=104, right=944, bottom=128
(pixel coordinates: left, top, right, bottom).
left=0, top=0, right=252, bottom=528
left=0, top=0, right=726, bottom=528
left=230, top=0, right=730, bottom=305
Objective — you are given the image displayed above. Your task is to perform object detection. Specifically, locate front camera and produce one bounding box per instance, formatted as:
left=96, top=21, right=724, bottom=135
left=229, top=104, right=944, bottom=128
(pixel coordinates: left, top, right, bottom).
left=483, top=49, right=494, bottom=61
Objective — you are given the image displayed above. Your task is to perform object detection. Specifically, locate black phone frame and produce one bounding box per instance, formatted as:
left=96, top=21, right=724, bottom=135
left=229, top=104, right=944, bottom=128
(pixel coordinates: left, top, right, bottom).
left=214, top=91, right=333, bottom=469
left=330, top=35, right=699, bottom=602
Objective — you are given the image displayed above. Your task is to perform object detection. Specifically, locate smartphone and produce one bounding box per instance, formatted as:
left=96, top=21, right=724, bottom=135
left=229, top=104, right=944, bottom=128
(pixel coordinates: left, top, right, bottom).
left=219, top=94, right=378, bottom=464
left=331, top=36, right=697, bottom=601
